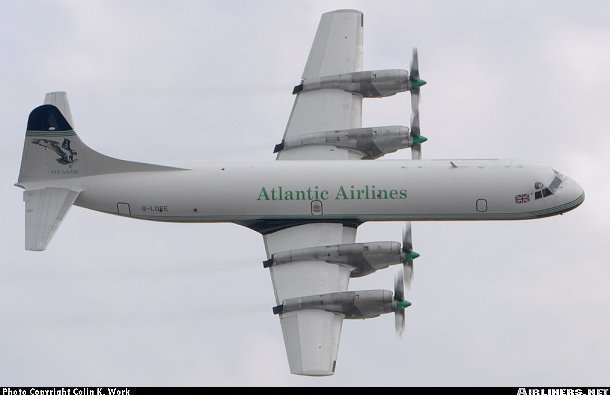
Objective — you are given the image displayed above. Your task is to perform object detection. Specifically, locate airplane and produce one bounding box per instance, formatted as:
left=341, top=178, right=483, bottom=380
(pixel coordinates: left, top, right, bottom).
left=16, top=9, right=584, bottom=376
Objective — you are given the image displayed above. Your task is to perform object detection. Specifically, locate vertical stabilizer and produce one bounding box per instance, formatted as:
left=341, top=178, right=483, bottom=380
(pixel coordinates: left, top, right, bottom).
left=44, top=91, right=75, bottom=128
left=17, top=92, right=181, bottom=250
left=17, top=92, right=179, bottom=186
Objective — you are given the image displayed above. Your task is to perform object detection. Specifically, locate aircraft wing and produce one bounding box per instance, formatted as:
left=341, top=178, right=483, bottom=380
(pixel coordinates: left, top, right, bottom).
left=263, top=223, right=356, bottom=375
left=275, top=9, right=363, bottom=160
left=263, top=10, right=363, bottom=375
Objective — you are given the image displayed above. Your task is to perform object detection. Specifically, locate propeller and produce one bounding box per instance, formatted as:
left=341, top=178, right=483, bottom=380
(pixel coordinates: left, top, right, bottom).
left=394, top=269, right=412, bottom=336
left=401, top=49, right=425, bottom=288
left=401, top=222, right=420, bottom=288
left=409, top=48, right=427, bottom=160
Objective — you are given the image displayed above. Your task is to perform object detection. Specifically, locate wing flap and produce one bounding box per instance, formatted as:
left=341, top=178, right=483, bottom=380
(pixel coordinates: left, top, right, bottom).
left=24, top=187, right=79, bottom=251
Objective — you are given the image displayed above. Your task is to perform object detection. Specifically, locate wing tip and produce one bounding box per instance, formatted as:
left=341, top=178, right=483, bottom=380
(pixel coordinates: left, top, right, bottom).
left=324, top=9, right=362, bottom=15
left=292, top=369, right=336, bottom=377
left=26, top=246, right=46, bottom=252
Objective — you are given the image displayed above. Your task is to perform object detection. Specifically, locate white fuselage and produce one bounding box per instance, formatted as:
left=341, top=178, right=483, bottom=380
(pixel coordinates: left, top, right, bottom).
left=66, top=159, right=584, bottom=227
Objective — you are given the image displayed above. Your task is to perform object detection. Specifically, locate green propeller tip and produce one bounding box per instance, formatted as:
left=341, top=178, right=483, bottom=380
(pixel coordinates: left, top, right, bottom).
left=404, top=251, right=420, bottom=260
left=397, top=300, right=412, bottom=309
left=413, top=136, right=428, bottom=145
left=411, top=78, right=427, bottom=88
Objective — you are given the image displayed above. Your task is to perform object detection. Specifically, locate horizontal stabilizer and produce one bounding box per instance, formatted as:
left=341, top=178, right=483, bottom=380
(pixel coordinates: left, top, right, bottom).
left=24, top=187, right=80, bottom=251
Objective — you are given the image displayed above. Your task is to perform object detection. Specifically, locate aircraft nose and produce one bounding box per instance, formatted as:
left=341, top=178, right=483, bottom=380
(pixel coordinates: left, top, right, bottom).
left=562, top=176, right=585, bottom=211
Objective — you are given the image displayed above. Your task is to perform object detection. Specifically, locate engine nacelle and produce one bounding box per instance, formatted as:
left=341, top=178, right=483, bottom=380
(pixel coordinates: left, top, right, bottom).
left=274, top=126, right=415, bottom=159
left=273, top=290, right=396, bottom=319
left=294, top=69, right=413, bottom=98
left=264, top=241, right=402, bottom=277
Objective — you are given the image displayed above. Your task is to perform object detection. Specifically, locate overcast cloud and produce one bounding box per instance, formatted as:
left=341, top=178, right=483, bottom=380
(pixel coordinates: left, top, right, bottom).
left=1, top=0, right=609, bottom=386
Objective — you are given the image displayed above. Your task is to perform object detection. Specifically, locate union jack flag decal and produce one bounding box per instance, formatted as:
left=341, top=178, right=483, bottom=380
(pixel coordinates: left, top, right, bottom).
left=515, top=194, right=530, bottom=204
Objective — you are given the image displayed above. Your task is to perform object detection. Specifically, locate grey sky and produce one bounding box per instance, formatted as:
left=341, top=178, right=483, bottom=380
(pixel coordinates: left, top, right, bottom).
left=1, top=0, right=609, bottom=386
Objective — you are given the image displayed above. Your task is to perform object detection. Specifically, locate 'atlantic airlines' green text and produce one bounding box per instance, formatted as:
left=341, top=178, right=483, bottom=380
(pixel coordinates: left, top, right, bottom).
left=257, top=185, right=407, bottom=201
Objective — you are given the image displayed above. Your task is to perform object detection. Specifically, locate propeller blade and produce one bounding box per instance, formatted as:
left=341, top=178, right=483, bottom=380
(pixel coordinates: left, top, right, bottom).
left=395, top=309, right=405, bottom=337
left=402, top=222, right=417, bottom=288
left=410, top=88, right=420, bottom=117
left=409, top=47, right=426, bottom=88
left=394, top=269, right=405, bottom=302
left=410, top=47, right=420, bottom=80
left=411, top=145, right=422, bottom=160
left=411, top=112, right=420, bottom=137
left=394, top=269, right=410, bottom=336
left=404, top=259, right=414, bottom=288
left=402, top=222, right=413, bottom=252
left=410, top=102, right=420, bottom=157
left=407, top=49, right=425, bottom=281
left=409, top=48, right=425, bottom=160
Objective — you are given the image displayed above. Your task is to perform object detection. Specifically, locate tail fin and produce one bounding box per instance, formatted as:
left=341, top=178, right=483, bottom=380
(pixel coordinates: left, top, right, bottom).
left=17, top=92, right=180, bottom=251
left=17, top=92, right=177, bottom=186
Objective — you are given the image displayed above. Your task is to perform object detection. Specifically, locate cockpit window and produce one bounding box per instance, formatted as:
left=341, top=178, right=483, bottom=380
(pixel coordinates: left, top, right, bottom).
left=553, top=169, right=566, bottom=180
left=535, top=176, right=562, bottom=200
left=548, top=176, right=562, bottom=193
